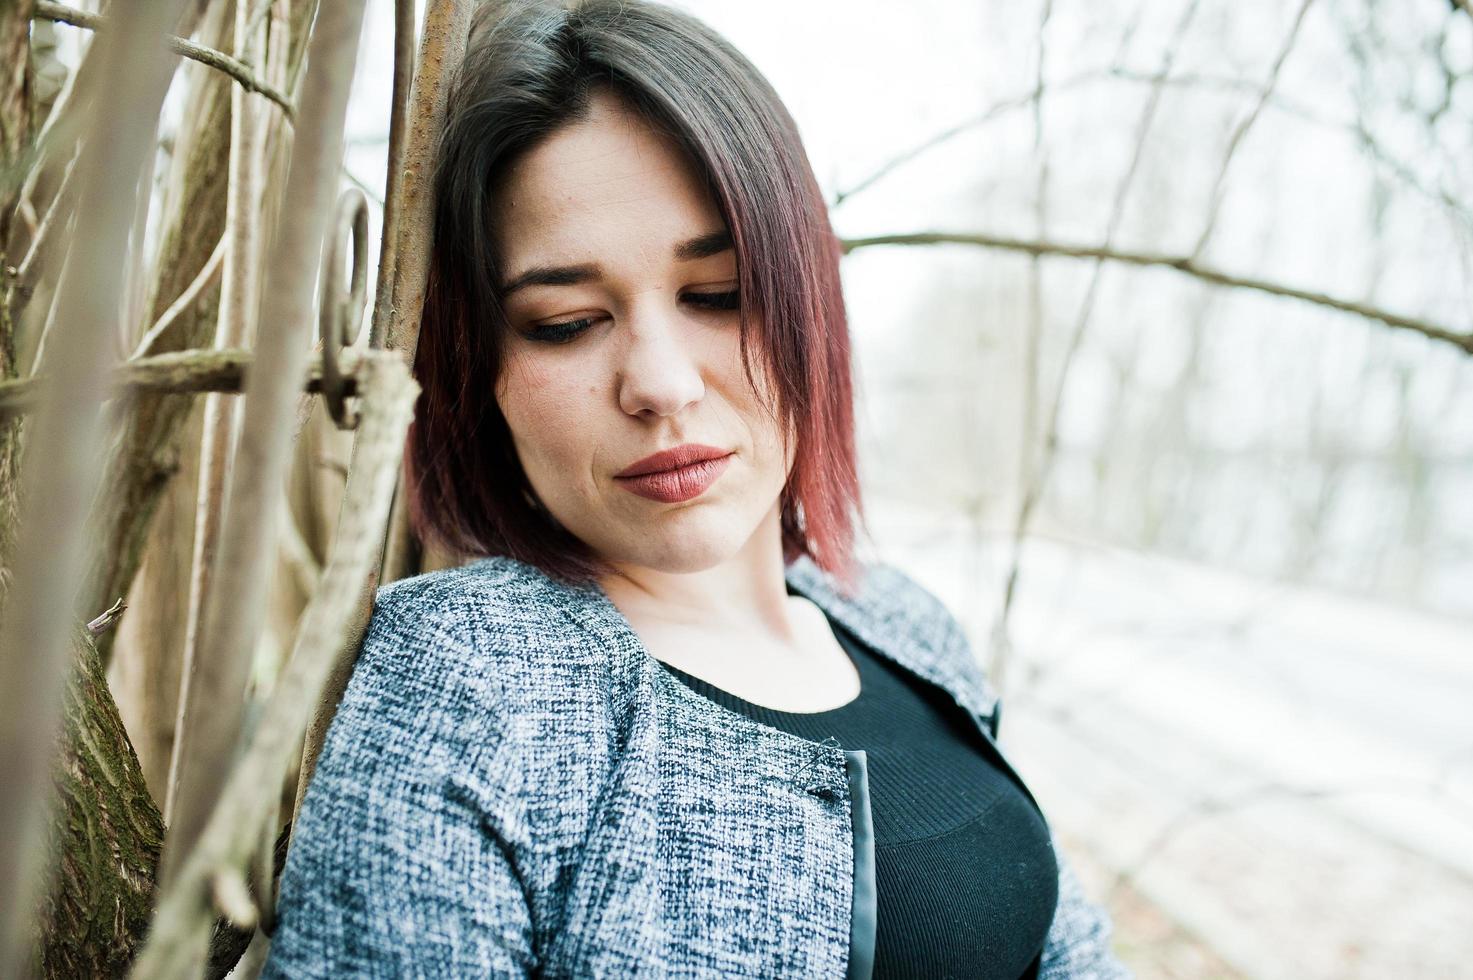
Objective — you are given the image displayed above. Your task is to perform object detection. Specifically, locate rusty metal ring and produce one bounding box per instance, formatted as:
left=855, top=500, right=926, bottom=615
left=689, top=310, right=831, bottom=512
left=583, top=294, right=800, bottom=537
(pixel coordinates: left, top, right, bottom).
left=318, top=187, right=370, bottom=429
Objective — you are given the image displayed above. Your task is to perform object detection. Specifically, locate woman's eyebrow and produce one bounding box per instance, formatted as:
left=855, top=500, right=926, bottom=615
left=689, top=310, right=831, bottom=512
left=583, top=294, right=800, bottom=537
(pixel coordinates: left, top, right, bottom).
left=672, top=228, right=732, bottom=261
left=499, top=229, right=733, bottom=296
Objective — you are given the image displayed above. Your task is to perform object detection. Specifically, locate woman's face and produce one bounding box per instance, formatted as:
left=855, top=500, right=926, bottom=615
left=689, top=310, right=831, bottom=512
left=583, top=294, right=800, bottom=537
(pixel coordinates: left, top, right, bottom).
left=491, top=89, right=795, bottom=574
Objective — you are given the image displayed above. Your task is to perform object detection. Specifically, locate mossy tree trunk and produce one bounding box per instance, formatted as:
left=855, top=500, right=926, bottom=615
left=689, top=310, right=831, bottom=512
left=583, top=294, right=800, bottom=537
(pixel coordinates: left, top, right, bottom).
left=35, top=627, right=165, bottom=979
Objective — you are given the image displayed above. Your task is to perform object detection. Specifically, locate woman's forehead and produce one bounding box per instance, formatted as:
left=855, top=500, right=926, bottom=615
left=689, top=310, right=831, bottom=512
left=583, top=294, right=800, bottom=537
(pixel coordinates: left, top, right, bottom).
left=491, top=93, right=724, bottom=267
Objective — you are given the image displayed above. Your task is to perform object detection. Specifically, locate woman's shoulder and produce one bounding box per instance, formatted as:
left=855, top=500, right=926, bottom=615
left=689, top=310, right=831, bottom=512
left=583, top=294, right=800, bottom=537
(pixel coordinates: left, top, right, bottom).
left=344, top=556, right=598, bottom=737
left=366, top=553, right=595, bottom=658
left=858, top=560, right=965, bottom=633
left=369, top=554, right=588, bottom=638
left=794, top=554, right=971, bottom=660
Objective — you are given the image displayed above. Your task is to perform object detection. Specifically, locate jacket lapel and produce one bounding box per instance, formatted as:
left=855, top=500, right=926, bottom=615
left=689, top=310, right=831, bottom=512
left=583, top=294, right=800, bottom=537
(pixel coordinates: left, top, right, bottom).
left=782, top=555, right=1001, bottom=732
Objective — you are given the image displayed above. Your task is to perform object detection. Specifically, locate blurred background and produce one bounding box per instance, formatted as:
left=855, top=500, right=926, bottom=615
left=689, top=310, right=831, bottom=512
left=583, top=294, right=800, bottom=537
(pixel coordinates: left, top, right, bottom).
left=58, top=0, right=1468, bottom=976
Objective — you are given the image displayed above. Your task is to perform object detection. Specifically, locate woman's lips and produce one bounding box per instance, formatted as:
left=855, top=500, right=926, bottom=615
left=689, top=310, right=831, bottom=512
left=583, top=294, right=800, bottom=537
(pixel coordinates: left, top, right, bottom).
left=614, top=453, right=733, bottom=503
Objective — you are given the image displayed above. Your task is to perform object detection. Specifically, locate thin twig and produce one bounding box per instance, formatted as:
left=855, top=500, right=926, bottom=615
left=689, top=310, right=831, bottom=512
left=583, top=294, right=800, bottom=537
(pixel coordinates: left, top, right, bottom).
left=991, top=0, right=1056, bottom=697
left=1189, top=0, right=1317, bottom=259
left=832, top=63, right=1473, bottom=240
left=342, top=166, right=384, bottom=208
left=130, top=235, right=227, bottom=361
left=840, top=232, right=1473, bottom=355
left=85, top=598, right=127, bottom=636
left=6, top=28, right=87, bottom=216
left=27, top=220, right=78, bottom=379
left=121, top=122, right=158, bottom=360
left=278, top=501, right=325, bottom=598
left=34, top=1, right=295, bottom=120
left=367, top=0, right=415, bottom=346
left=990, top=0, right=1201, bottom=690
left=833, top=80, right=1059, bottom=208
left=13, top=147, right=79, bottom=286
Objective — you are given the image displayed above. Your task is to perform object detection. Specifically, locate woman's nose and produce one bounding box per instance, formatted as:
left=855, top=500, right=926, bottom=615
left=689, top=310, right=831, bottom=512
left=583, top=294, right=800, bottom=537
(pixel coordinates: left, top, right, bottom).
left=616, top=308, right=705, bottom=419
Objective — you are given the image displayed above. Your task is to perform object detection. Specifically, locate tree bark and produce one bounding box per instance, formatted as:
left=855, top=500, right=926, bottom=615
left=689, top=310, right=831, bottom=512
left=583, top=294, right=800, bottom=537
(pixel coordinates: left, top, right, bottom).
left=36, top=627, right=165, bottom=980
left=108, top=397, right=204, bottom=799
left=1, top=0, right=35, bottom=586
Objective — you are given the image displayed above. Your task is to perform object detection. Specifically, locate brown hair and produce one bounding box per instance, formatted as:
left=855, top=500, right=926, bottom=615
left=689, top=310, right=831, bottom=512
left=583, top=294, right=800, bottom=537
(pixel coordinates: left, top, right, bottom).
left=407, top=0, right=865, bottom=594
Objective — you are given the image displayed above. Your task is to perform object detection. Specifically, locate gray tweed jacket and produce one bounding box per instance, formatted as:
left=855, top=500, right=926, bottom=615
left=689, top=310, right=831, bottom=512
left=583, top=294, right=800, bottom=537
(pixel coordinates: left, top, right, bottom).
left=261, top=553, right=1131, bottom=979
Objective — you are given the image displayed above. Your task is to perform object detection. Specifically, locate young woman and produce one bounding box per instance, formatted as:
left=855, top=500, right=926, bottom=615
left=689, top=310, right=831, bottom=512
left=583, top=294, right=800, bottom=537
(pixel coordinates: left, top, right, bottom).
left=264, top=2, right=1130, bottom=977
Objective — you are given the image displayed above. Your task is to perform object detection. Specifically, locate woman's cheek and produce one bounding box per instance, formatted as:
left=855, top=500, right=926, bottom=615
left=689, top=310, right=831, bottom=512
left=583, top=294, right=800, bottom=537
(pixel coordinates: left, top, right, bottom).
left=528, top=367, right=605, bottom=463
left=503, top=354, right=571, bottom=420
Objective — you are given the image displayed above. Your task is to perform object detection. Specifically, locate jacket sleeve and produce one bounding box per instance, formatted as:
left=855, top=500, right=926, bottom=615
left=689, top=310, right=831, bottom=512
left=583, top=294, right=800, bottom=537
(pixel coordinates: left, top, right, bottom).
left=260, top=588, right=536, bottom=979
left=1038, top=833, right=1133, bottom=979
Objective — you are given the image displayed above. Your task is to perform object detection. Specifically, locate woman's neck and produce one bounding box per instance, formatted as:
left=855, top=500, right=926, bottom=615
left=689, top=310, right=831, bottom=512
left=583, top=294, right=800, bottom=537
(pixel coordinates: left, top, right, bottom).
left=596, top=501, right=798, bottom=643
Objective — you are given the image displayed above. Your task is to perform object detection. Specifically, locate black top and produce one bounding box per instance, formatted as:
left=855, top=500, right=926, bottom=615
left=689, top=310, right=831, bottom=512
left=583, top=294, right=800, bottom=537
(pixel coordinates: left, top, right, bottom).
left=659, top=608, right=1058, bottom=980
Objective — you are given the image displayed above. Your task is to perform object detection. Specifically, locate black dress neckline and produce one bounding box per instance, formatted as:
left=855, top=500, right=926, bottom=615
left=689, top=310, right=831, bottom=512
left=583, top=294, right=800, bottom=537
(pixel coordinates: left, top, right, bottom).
left=657, top=612, right=868, bottom=718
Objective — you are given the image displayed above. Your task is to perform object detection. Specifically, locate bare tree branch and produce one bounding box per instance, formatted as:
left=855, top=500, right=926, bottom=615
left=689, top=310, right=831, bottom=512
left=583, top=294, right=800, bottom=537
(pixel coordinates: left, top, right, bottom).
left=159, top=4, right=370, bottom=944
left=378, top=0, right=473, bottom=356
left=0, top=347, right=375, bottom=420
left=990, top=0, right=1201, bottom=692
left=372, top=0, right=475, bottom=597
left=34, top=1, right=296, bottom=120
left=368, top=0, right=427, bottom=589
left=989, top=0, right=1056, bottom=699
left=301, top=0, right=476, bottom=824
left=129, top=234, right=226, bottom=361
left=367, top=0, right=416, bottom=346
left=11, top=148, right=77, bottom=289
left=128, top=353, right=417, bottom=980
left=170, top=0, right=272, bottom=828
left=840, top=231, right=1473, bottom=355
left=1189, top=0, right=1317, bottom=259
left=831, top=77, right=1064, bottom=208
left=832, top=62, right=1473, bottom=242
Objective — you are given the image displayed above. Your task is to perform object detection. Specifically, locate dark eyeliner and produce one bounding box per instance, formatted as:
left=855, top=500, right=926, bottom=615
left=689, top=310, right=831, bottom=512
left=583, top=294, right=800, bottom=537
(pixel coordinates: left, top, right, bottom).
left=685, top=289, right=740, bottom=310
left=527, top=317, right=595, bottom=343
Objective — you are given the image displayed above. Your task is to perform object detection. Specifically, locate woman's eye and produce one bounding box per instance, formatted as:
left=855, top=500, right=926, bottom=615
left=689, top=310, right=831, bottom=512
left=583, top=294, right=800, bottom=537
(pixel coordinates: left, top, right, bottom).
left=684, top=289, right=740, bottom=311
left=526, top=317, right=596, bottom=344
left=524, top=291, right=738, bottom=344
